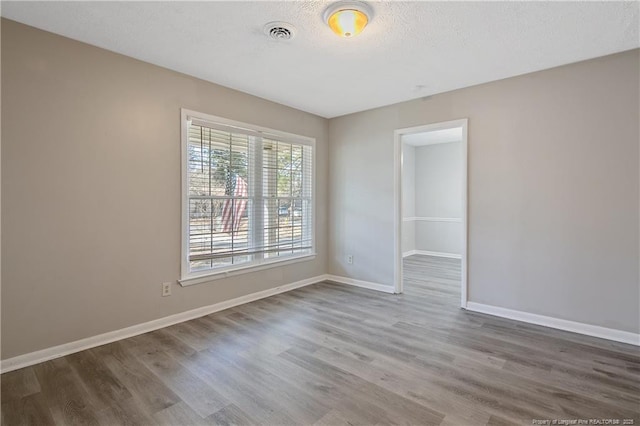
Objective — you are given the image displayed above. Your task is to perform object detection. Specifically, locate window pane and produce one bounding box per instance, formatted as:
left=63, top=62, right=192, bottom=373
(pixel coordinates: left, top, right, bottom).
left=184, top=116, right=313, bottom=277
left=291, top=172, right=303, bottom=197
left=188, top=196, right=252, bottom=270
left=291, top=145, right=303, bottom=197
left=277, top=142, right=292, bottom=197
left=188, top=125, right=250, bottom=197
left=188, top=198, right=217, bottom=260
left=261, top=140, right=311, bottom=260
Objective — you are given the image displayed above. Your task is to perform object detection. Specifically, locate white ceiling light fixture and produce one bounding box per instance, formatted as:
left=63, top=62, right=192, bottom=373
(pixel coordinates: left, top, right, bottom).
left=323, top=1, right=373, bottom=38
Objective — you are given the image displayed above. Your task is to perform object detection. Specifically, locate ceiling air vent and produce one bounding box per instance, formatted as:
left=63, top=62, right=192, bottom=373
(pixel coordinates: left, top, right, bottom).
left=264, top=22, right=296, bottom=41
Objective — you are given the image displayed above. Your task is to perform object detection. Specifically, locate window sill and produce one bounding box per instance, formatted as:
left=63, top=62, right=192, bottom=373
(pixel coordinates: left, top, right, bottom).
left=178, top=253, right=317, bottom=287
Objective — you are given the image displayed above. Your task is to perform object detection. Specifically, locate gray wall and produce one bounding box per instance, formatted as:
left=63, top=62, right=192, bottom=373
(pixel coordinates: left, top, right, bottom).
left=329, top=49, right=640, bottom=333
left=414, top=142, right=462, bottom=255
left=1, top=19, right=329, bottom=359
left=0, top=17, right=3, bottom=354
left=415, top=142, right=462, bottom=218
left=401, top=144, right=415, bottom=254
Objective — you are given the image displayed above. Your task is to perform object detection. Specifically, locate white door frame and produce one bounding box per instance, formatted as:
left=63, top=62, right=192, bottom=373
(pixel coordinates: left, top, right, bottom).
left=393, top=118, right=468, bottom=308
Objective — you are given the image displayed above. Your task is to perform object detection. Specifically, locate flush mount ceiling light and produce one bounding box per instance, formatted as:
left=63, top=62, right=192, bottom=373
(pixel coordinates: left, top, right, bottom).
left=323, top=1, right=373, bottom=38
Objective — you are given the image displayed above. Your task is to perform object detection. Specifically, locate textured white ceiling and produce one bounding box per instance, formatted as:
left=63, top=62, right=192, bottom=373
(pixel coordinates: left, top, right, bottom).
left=403, top=128, right=462, bottom=146
left=2, top=1, right=639, bottom=118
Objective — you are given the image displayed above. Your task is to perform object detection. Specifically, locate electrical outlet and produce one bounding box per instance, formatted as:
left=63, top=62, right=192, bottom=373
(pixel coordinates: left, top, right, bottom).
left=162, top=282, right=172, bottom=297
left=347, top=255, right=353, bottom=264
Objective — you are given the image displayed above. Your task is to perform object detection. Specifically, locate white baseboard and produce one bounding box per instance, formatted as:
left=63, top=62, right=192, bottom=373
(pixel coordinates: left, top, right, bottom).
left=325, top=274, right=396, bottom=294
left=466, top=302, right=640, bottom=346
left=404, top=250, right=461, bottom=259
left=0, top=275, right=326, bottom=374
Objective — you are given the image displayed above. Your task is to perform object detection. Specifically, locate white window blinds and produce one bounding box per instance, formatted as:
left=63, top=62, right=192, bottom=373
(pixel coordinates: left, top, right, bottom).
left=184, top=116, right=314, bottom=277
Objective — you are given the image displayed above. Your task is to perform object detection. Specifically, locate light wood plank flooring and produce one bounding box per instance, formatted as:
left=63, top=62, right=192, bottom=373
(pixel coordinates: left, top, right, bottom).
left=2, top=254, right=639, bottom=425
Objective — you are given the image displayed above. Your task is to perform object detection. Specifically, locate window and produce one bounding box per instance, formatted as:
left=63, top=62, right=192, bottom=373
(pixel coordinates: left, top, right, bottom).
left=180, top=110, right=314, bottom=283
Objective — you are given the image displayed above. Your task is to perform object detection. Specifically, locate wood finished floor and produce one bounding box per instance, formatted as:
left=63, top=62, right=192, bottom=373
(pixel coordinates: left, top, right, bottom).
left=2, top=254, right=639, bottom=425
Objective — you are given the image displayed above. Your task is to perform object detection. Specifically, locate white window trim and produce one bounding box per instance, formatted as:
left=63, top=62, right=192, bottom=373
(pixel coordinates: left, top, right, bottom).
left=180, top=108, right=317, bottom=286
left=179, top=253, right=317, bottom=287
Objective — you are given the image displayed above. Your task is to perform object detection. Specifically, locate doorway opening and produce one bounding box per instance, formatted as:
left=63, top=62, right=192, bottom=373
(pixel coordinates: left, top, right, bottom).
left=393, top=119, right=468, bottom=308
